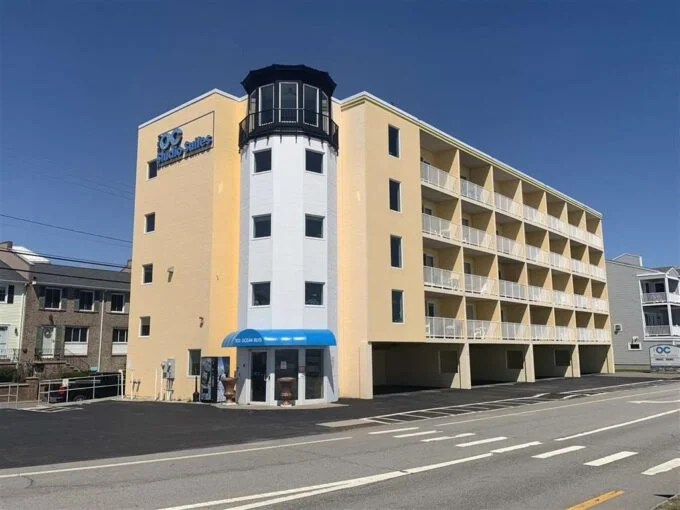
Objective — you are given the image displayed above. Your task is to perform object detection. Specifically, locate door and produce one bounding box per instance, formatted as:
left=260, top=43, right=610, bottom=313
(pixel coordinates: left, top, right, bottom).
left=251, top=351, right=268, bottom=402
left=304, top=349, right=324, bottom=400
left=274, top=349, right=299, bottom=401
left=0, top=326, right=8, bottom=358
left=41, top=326, right=56, bottom=358
left=425, top=301, right=437, bottom=317
left=423, top=253, right=435, bottom=267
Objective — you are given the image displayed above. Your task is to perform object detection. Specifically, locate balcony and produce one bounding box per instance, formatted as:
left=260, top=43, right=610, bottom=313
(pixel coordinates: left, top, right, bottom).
left=590, top=265, right=606, bottom=280
left=576, top=328, right=594, bottom=342
left=467, top=320, right=500, bottom=340
left=423, top=266, right=462, bottom=293
left=569, top=225, right=588, bottom=244
left=527, top=285, right=552, bottom=305
left=499, top=279, right=527, bottom=301
left=588, top=232, right=603, bottom=248
left=501, top=322, right=530, bottom=341
left=496, top=234, right=524, bottom=258
left=550, top=252, right=571, bottom=272
left=592, top=298, right=609, bottom=313
left=571, top=259, right=590, bottom=277
left=526, top=245, right=550, bottom=266
left=523, top=205, right=547, bottom=227
left=574, top=294, right=591, bottom=310
left=465, top=274, right=498, bottom=297
left=426, top=316, right=464, bottom=339
left=112, top=343, right=128, bottom=356
left=421, top=162, right=456, bottom=195
left=642, top=292, right=680, bottom=305
left=460, top=180, right=493, bottom=207
left=644, top=325, right=680, bottom=337
left=555, top=326, right=575, bottom=341
left=494, top=193, right=522, bottom=217
left=553, top=290, right=574, bottom=308
left=0, top=347, right=19, bottom=362
left=547, top=215, right=569, bottom=235
left=531, top=325, right=554, bottom=341
left=422, top=214, right=459, bottom=243
left=462, top=225, right=494, bottom=250
left=592, top=329, right=611, bottom=342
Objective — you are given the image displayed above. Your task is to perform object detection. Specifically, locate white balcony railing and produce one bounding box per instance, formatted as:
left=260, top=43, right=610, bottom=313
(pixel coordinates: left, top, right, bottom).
left=588, top=232, right=603, bottom=248
left=422, top=214, right=459, bottom=243
left=569, top=225, right=589, bottom=243
left=494, top=193, right=522, bottom=217
left=526, top=245, right=550, bottom=265
left=576, top=328, right=594, bottom=342
left=592, top=297, right=609, bottom=312
left=642, top=292, right=680, bottom=305
left=426, top=316, right=464, bottom=339
left=645, top=325, right=680, bottom=337
left=423, top=266, right=462, bottom=292
left=462, top=225, right=494, bottom=250
left=547, top=215, right=569, bottom=235
left=531, top=325, right=554, bottom=341
left=0, top=347, right=19, bottom=361
left=574, top=294, right=591, bottom=310
left=467, top=320, right=501, bottom=340
left=571, top=259, right=590, bottom=276
left=528, top=285, right=552, bottom=304
left=499, top=279, right=527, bottom=301
left=421, top=162, right=457, bottom=194
left=555, top=326, right=574, bottom=341
left=460, top=180, right=493, bottom=206
left=496, top=234, right=524, bottom=258
left=501, top=322, right=530, bottom=341
left=550, top=252, right=571, bottom=271
left=523, top=205, right=547, bottom=227
left=553, top=290, right=574, bottom=308
left=590, top=265, right=606, bottom=280
left=465, top=274, right=498, bottom=296
left=112, top=343, right=128, bottom=356
left=592, top=329, right=611, bottom=342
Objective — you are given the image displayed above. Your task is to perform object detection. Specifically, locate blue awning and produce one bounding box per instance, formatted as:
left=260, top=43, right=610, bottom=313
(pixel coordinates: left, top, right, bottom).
left=221, top=329, right=336, bottom=348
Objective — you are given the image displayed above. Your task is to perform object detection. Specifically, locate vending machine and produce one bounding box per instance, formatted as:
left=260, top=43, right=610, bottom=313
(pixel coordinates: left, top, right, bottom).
left=199, top=356, right=230, bottom=403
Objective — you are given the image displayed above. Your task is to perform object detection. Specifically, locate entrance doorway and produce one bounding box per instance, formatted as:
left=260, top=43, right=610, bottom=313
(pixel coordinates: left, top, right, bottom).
left=274, top=349, right=299, bottom=401
left=305, top=349, right=324, bottom=400
left=251, top=351, right=268, bottom=402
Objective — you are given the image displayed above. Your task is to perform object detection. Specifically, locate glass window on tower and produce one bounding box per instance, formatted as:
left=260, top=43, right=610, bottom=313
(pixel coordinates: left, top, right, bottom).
left=279, top=82, right=298, bottom=123
left=259, top=84, right=274, bottom=125
left=303, top=84, right=318, bottom=126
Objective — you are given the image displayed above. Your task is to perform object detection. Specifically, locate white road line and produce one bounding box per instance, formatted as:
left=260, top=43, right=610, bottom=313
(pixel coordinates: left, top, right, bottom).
left=491, top=441, right=542, bottom=453
left=584, top=451, right=638, bottom=466
left=559, top=380, right=663, bottom=394
left=532, top=445, right=585, bottom=459
left=555, top=409, right=680, bottom=441
left=421, top=433, right=476, bottom=443
left=642, top=458, right=680, bottom=476
left=394, top=430, right=440, bottom=438
left=0, top=436, right=352, bottom=480
left=456, top=436, right=507, bottom=447
left=629, top=399, right=680, bottom=404
left=368, top=427, right=418, bottom=435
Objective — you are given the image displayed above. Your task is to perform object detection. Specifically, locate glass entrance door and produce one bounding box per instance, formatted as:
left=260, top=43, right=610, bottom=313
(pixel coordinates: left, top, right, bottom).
left=305, top=349, right=324, bottom=400
left=274, top=349, right=298, bottom=401
left=251, top=351, right=268, bottom=402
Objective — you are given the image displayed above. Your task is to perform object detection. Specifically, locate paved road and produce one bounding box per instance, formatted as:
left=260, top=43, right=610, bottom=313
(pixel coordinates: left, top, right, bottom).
left=0, top=381, right=678, bottom=509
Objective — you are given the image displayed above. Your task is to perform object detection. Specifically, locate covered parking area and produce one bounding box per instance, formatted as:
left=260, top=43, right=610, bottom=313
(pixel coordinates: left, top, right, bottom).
left=579, top=344, right=614, bottom=374
left=469, top=343, right=534, bottom=385
left=533, top=344, right=580, bottom=379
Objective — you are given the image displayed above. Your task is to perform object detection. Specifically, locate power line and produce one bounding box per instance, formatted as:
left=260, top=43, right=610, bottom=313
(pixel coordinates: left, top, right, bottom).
left=0, top=222, right=132, bottom=249
left=0, top=214, right=132, bottom=244
left=0, top=267, right=130, bottom=286
left=0, top=248, right=128, bottom=269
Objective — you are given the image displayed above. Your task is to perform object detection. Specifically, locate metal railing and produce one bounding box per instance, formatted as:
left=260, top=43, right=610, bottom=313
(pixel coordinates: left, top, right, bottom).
left=462, top=225, right=494, bottom=250
left=499, top=279, right=527, bottom=301
left=422, top=214, right=458, bottom=242
left=550, top=252, right=571, bottom=271
left=420, top=162, right=456, bottom=194
left=574, top=294, right=591, bottom=310
left=588, top=232, right=603, bottom=248
left=571, top=259, right=590, bottom=276
left=547, top=215, right=569, bottom=235
left=494, top=193, right=522, bottom=217
left=531, top=325, right=554, bottom=341
left=590, top=265, right=606, bottom=280
left=501, top=322, right=529, bottom=341
left=0, top=347, right=20, bottom=362
left=645, top=325, right=680, bottom=337
left=527, top=285, right=552, bottom=304
left=642, top=292, right=680, bottom=305
left=461, top=180, right=493, bottom=206
left=0, top=384, right=20, bottom=407
left=523, top=205, right=547, bottom=227
left=426, top=317, right=464, bottom=339
left=465, top=274, right=498, bottom=296
left=555, top=326, right=574, bottom=341
left=423, top=266, right=462, bottom=292
left=553, top=290, right=574, bottom=308
left=238, top=109, right=339, bottom=150
left=592, top=298, right=609, bottom=312
left=496, top=234, right=524, bottom=258
left=38, top=374, right=124, bottom=403
left=526, top=245, right=550, bottom=265
left=467, top=320, right=500, bottom=340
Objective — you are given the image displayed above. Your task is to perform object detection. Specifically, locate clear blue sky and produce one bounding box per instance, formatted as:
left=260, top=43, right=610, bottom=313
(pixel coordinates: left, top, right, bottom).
left=1, top=0, right=678, bottom=267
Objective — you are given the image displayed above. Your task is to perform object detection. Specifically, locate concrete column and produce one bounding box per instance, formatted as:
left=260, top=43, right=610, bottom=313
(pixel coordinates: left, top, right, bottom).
left=359, top=343, right=373, bottom=399
left=603, top=344, right=616, bottom=374
left=524, top=344, right=536, bottom=383
left=570, top=344, right=581, bottom=378
left=456, top=342, right=472, bottom=389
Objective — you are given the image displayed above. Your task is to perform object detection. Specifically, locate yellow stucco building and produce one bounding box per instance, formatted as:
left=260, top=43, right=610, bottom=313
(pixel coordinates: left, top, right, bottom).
left=128, top=64, right=613, bottom=405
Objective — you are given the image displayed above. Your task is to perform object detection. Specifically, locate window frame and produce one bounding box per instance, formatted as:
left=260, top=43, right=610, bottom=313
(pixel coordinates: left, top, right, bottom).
left=304, top=281, right=325, bottom=306
left=253, top=149, right=272, bottom=174
left=279, top=81, right=299, bottom=123
left=389, top=179, right=401, bottom=212
left=303, top=84, right=319, bottom=126
left=258, top=84, right=274, bottom=126
left=251, top=282, right=271, bottom=307
left=65, top=326, right=88, bottom=343
left=253, top=214, right=272, bottom=239
left=390, top=235, right=402, bottom=268
left=188, top=348, right=202, bottom=377
left=145, top=212, right=156, bottom=233
left=112, top=328, right=128, bottom=343
left=147, top=159, right=158, bottom=180
left=0, top=285, right=6, bottom=304
left=110, top=293, right=125, bottom=313
left=305, top=150, right=324, bottom=174
left=139, top=316, right=151, bottom=337
left=628, top=341, right=642, bottom=351
left=44, top=287, right=62, bottom=310
left=78, top=290, right=95, bottom=312
left=388, top=125, right=400, bottom=157
left=391, top=289, right=404, bottom=323
left=305, top=214, right=324, bottom=239
left=142, top=264, right=153, bottom=284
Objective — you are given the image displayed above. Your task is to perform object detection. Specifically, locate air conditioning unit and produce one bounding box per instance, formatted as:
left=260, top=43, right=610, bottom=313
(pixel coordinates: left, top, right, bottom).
left=614, top=324, right=622, bottom=334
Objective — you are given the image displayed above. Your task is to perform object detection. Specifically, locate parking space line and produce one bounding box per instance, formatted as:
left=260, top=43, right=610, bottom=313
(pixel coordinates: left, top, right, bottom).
left=641, top=458, right=680, bottom=476
left=584, top=451, right=637, bottom=467
left=368, top=427, right=418, bottom=435
left=532, top=445, right=585, bottom=459
left=456, top=436, right=507, bottom=447
left=394, top=430, right=440, bottom=438
left=555, top=409, right=680, bottom=441
left=559, top=380, right=663, bottom=394
left=491, top=441, right=542, bottom=453
left=422, top=433, right=475, bottom=443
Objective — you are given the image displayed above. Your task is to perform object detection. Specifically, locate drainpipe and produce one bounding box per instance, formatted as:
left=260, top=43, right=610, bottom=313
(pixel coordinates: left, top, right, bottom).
left=17, top=283, right=28, bottom=369
left=97, top=291, right=105, bottom=371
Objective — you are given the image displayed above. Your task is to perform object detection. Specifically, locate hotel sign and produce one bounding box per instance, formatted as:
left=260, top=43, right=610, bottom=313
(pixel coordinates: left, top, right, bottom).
left=649, top=345, right=680, bottom=368
left=157, top=127, right=213, bottom=167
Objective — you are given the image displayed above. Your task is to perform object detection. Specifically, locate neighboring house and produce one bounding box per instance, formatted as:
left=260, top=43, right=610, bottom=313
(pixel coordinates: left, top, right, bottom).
left=606, top=253, right=680, bottom=369
left=0, top=242, right=131, bottom=377
left=0, top=260, right=28, bottom=363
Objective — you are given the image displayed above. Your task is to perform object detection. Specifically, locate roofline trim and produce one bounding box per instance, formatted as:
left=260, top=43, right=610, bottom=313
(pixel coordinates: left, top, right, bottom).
left=338, top=91, right=603, bottom=218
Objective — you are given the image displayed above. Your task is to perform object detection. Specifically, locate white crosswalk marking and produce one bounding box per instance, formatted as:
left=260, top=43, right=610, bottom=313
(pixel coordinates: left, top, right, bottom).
left=642, top=458, right=680, bottom=476
left=584, top=451, right=638, bottom=466
left=491, top=441, right=542, bottom=453
left=421, top=433, right=476, bottom=443
left=368, top=427, right=418, bottom=435
left=456, top=436, right=507, bottom=447
left=394, top=430, right=440, bottom=438
left=532, top=445, right=585, bottom=459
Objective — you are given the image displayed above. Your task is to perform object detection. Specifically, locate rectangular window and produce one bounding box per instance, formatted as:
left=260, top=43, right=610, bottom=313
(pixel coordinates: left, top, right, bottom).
left=112, top=328, right=128, bottom=343
left=254, top=149, right=272, bottom=173
left=303, top=84, right=319, bottom=126
left=321, top=92, right=330, bottom=132
left=279, top=82, right=298, bottom=122
left=305, top=215, right=324, bottom=238
left=44, top=287, right=62, bottom=309
left=0, top=286, right=6, bottom=303
left=65, top=327, right=88, bottom=343
left=259, top=84, right=274, bottom=125
left=78, top=290, right=94, bottom=311
left=628, top=341, right=641, bottom=351
left=388, top=125, right=400, bottom=157
left=506, top=350, right=524, bottom=370
left=145, top=213, right=156, bottom=233
left=147, top=160, right=158, bottom=179
left=391, top=290, right=404, bottom=323
left=139, top=316, right=151, bottom=337
left=253, top=214, right=272, bottom=238
left=142, top=264, right=153, bottom=284
left=188, top=349, right=201, bottom=376
left=252, top=282, right=271, bottom=306
left=110, top=293, right=125, bottom=313
left=305, top=150, right=323, bottom=173
left=389, top=179, right=401, bottom=212
left=439, top=350, right=458, bottom=373
left=305, top=282, right=324, bottom=306
left=390, top=235, right=402, bottom=268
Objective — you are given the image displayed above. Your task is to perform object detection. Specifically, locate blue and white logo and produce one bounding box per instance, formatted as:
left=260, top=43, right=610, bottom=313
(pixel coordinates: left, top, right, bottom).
left=156, top=127, right=213, bottom=167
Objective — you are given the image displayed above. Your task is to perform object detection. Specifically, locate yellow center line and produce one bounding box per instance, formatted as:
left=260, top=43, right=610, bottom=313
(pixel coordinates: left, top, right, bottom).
left=566, top=490, right=624, bottom=510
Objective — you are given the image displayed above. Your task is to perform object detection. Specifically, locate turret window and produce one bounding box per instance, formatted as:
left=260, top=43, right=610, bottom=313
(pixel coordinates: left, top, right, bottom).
left=303, top=84, right=319, bottom=126
left=279, top=82, right=298, bottom=123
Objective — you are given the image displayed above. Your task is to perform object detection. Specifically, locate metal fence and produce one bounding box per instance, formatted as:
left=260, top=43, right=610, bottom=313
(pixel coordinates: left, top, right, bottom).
left=38, top=373, right=124, bottom=403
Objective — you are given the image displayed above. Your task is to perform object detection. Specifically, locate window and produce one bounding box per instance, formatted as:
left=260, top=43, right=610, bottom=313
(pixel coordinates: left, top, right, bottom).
left=145, top=213, right=156, bottom=233
left=506, top=350, right=524, bottom=370
left=112, top=328, right=128, bottom=343
left=628, top=341, right=641, bottom=351
left=321, top=92, right=330, bottom=132
left=279, top=82, right=298, bottom=122
left=423, top=253, right=435, bottom=267
left=253, top=214, right=272, bottom=238
left=426, top=301, right=436, bottom=317
left=139, top=316, right=151, bottom=337
left=554, top=350, right=571, bottom=367
left=390, top=235, right=402, bottom=268
left=110, top=293, right=125, bottom=313
left=305, top=150, right=323, bottom=173
left=65, top=327, right=88, bottom=343
left=439, top=350, right=458, bottom=373
left=188, top=349, right=201, bottom=376
left=44, top=287, right=62, bottom=309
left=303, top=84, right=319, bottom=126
left=142, top=264, right=153, bottom=284
left=254, top=149, right=272, bottom=173
left=78, top=290, right=94, bottom=311
left=252, top=282, right=271, bottom=306
left=147, top=160, right=158, bottom=179
left=391, top=290, right=404, bottom=323
left=388, top=125, right=400, bottom=157
left=305, top=282, right=324, bottom=306
left=389, top=179, right=401, bottom=212
left=259, top=84, right=274, bottom=125
left=305, top=215, right=324, bottom=238
left=0, top=286, right=6, bottom=303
